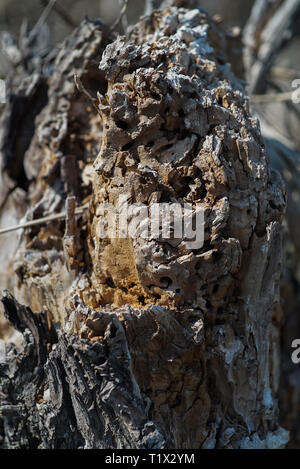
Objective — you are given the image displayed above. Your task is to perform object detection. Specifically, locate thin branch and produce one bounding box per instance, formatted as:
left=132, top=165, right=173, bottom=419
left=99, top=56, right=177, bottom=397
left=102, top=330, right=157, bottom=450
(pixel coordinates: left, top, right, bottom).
left=244, top=0, right=300, bottom=94
left=119, top=0, right=129, bottom=33
left=271, top=66, right=300, bottom=79
left=74, top=74, right=99, bottom=113
left=31, top=0, right=57, bottom=36
left=251, top=91, right=294, bottom=103
left=40, top=0, right=76, bottom=28
left=0, top=204, right=89, bottom=236
left=110, top=0, right=129, bottom=33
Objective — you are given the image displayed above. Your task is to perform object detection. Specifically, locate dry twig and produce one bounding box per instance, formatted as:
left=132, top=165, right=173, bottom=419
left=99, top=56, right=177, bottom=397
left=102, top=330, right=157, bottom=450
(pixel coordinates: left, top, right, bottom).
left=251, top=91, right=294, bottom=103
left=0, top=204, right=88, bottom=235
left=110, top=0, right=129, bottom=32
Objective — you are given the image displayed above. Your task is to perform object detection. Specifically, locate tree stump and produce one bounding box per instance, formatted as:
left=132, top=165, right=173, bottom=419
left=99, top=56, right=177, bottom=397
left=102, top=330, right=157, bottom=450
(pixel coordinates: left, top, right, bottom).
left=0, top=2, right=289, bottom=448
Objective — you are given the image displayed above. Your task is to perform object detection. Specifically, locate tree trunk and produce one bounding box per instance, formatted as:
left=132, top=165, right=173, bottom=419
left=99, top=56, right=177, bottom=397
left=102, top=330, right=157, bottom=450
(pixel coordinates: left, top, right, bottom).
left=0, top=2, right=289, bottom=448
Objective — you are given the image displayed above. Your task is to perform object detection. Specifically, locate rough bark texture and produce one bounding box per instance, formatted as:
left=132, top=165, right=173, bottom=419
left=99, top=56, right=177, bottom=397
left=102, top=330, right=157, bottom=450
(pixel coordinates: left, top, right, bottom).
left=0, top=2, right=289, bottom=448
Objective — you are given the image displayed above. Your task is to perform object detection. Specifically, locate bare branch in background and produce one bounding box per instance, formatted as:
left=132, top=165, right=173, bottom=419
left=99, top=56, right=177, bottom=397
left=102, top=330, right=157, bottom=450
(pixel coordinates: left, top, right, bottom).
left=119, top=0, right=129, bottom=32
left=31, top=0, right=57, bottom=38
left=74, top=74, right=99, bottom=111
left=244, top=0, right=300, bottom=94
left=110, top=0, right=129, bottom=32
left=40, top=0, right=76, bottom=28
left=271, top=66, right=300, bottom=79
left=251, top=91, right=294, bottom=103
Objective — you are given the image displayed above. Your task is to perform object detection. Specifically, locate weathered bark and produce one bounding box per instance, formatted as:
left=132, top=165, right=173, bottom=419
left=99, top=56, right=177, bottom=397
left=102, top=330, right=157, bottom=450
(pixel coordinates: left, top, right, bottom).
left=0, top=2, right=289, bottom=448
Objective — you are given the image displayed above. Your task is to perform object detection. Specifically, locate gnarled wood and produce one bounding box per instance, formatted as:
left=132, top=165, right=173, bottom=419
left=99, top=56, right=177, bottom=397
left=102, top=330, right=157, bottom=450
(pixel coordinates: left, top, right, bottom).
left=0, top=2, right=289, bottom=449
